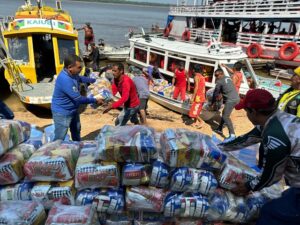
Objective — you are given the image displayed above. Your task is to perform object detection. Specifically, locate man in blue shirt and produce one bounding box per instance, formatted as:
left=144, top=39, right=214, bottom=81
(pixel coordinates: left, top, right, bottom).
left=51, top=54, right=102, bottom=141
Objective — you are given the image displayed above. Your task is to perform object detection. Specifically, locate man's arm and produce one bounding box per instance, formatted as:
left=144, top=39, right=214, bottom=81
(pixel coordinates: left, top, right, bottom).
left=111, top=82, right=118, bottom=96
left=192, top=76, right=199, bottom=103
left=78, top=75, right=96, bottom=84
left=185, top=70, right=190, bottom=91
left=246, top=136, right=290, bottom=191
left=221, top=64, right=233, bottom=74
left=220, top=126, right=262, bottom=151
left=212, top=82, right=222, bottom=104
left=111, top=81, right=131, bottom=109
left=62, top=80, right=96, bottom=105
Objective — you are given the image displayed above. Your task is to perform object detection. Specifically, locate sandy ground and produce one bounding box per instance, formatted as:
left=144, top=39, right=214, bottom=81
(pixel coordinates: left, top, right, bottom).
left=8, top=95, right=254, bottom=140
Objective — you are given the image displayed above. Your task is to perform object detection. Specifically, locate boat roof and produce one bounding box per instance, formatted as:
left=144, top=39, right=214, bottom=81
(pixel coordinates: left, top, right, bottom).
left=129, top=37, right=248, bottom=61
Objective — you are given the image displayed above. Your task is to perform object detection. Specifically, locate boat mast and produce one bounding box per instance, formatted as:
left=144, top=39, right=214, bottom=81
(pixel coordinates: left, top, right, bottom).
left=56, top=0, right=62, bottom=10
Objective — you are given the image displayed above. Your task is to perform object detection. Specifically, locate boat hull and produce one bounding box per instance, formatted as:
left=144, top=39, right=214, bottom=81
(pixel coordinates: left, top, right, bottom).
left=150, top=90, right=190, bottom=115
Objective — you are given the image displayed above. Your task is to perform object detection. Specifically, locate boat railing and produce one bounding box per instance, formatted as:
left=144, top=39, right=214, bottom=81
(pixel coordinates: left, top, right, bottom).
left=237, top=32, right=300, bottom=49
left=190, top=28, right=221, bottom=42
left=170, top=0, right=300, bottom=18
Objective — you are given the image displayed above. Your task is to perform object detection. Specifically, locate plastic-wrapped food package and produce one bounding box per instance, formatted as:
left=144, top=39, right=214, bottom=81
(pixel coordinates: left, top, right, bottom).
left=24, top=140, right=81, bottom=181
left=164, top=192, right=210, bottom=218
left=122, top=163, right=151, bottom=186
left=245, top=192, right=268, bottom=221
left=0, top=120, right=31, bottom=156
left=0, top=201, right=46, bottom=225
left=170, top=168, right=218, bottom=195
left=31, top=180, right=75, bottom=210
left=151, top=79, right=173, bottom=97
left=207, top=189, right=249, bottom=223
left=87, top=78, right=113, bottom=108
left=75, top=141, right=119, bottom=190
left=0, top=143, right=36, bottom=185
left=46, top=204, right=99, bottom=225
left=126, top=186, right=166, bottom=212
left=133, top=212, right=172, bottom=225
left=76, top=188, right=125, bottom=214
left=218, top=154, right=257, bottom=190
left=98, top=212, right=133, bottom=225
left=0, top=181, right=33, bottom=201
left=150, top=160, right=170, bottom=188
left=97, top=125, right=157, bottom=163
left=160, top=129, right=227, bottom=170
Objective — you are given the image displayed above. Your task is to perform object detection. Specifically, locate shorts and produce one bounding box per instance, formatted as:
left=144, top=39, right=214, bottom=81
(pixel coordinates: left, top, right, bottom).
left=139, top=98, right=149, bottom=110
left=189, top=102, right=204, bottom=118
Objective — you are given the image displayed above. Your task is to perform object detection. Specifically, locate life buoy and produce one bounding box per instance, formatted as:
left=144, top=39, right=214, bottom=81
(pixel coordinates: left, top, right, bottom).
left=279, top=42, right=299, bottom=61
left=182, top=30, right=191, bottom=41
left=247, top=43, right=263, bottom=58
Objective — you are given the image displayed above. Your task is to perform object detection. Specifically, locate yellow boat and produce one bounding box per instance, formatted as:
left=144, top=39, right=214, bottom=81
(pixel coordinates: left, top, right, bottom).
left=0, top=0, right=80, bottom=108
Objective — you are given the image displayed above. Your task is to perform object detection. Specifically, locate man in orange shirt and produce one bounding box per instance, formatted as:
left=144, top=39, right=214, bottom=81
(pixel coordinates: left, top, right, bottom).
left=221, top=62, right=243, bottom=93
left=189, top=65, right=206, bottom=129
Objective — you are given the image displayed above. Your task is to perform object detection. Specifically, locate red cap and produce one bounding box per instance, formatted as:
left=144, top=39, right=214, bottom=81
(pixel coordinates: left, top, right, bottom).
left=235, top=89, right=275, bottom=110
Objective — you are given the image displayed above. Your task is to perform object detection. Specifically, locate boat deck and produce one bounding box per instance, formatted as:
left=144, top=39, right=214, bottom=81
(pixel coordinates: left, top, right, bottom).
left=13, top=82, right=54, bottom=106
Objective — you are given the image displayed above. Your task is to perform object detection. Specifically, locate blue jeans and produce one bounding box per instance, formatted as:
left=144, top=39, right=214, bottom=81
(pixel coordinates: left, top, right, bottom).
left=52, top=112, right=81, bottom=141
left=256, top=187, right=300, bottom=225
left=115, top=106, right=139, bottom=126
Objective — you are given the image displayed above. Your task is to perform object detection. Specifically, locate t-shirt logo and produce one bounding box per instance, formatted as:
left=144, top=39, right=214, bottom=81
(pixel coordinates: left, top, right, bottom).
left=266, top=136, right=287, bottom=150
left=73, top=86, right=78, bottom=92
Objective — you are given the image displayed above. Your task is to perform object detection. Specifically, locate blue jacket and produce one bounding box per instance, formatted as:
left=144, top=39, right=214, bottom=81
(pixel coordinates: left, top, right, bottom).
left=51, top=69, right=96, bottom=116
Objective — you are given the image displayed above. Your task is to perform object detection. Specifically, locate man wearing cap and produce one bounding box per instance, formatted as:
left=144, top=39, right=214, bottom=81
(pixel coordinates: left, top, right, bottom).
left=277, top=66, right=300, bottom=117
left=220, top=89, right=300, bottom=225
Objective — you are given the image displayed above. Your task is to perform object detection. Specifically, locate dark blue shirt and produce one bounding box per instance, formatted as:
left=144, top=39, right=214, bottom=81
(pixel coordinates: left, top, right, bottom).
left=51, top=69, right=96, bottom=116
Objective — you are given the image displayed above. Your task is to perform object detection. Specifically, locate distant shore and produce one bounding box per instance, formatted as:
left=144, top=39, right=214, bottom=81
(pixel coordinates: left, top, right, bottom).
left=70, top=0, right=173, bottom=7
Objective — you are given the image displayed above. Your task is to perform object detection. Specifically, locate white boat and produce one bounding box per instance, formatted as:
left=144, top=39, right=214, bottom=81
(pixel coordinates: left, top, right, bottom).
left=270, top=68, right=293, bottom=80
left=102, top=45, right=130, bottom=61
left=150, top=90, right=190, bottom=115
left=164, top=0, right=300, bottom=66
left=128, top=35, right=289, bottom=100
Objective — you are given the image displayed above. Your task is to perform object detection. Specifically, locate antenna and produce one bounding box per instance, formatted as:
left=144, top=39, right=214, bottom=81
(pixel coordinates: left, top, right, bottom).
left=56, top=0, right=62, bottom=10
left=141, top=27, right=145, bottom=36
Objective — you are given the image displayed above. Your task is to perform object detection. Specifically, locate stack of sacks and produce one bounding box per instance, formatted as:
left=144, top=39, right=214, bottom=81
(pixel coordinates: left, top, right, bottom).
left=151, top=79, right=173, bottom=97
left=75, top=141, right=119, bottom=190
left=31, top=180, right=76, bottom=209
left=23, top=140, right=80, bottom=181
left=0, top=143, right=36, bottom=185
left=46, top=204, right=99, bottom=225
left=0, top=119, right=31, bottom=156
left=160, top=128, right=227, bottom=170
left=0, top=181, right=33, bottom=201
left=87, top=77, right=113, bottom=108
left=97, top=125, right=157, bottom=163
left=0, top=201, right=46, bottom=224
left=217, top=154, right=258, bottom=190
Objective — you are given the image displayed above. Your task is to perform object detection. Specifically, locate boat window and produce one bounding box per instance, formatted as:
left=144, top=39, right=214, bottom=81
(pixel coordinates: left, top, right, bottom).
left=57, top=38, right=76, bottom=64
left=8, top=37, right=29, bottom=63
left=222, top=19, right=240, bottom=42
left=195, top=18, right=204, bottom=28
left=149, top=52, right=164, bottom=69
left=167, top=57, right=185, bottom=72
left=134, top=47, right=147, bottom=63
left=150, top=48, right=164, bottom=54
left=189, top=62, right=214, bottom=83
left=168, top=52, right=186, bottom=59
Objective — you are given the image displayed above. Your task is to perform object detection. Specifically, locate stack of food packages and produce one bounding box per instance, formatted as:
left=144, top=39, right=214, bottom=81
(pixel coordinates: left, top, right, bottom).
left=0, top=123, right=284, bottom=225
left=151, top=79, right=173, bottom=97
left=87, top=77, right=113, bottom=108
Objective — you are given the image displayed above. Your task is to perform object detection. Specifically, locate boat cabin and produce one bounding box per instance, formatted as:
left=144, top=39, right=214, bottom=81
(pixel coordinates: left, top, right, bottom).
left=128, top=36, right=259, bottom=96
left=0, top=2, right=79, bottom=85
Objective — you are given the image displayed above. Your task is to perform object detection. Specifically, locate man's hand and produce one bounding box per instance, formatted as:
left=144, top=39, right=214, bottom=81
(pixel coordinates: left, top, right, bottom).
left=96, top=98, right=104, bottom=105
left=187, top=85, right=191, bottom=92
left=103, top=103, right=112, bottom=114
left=221, top=63, right=226, bottom=67
left=231, top=181, right=250, bottom=196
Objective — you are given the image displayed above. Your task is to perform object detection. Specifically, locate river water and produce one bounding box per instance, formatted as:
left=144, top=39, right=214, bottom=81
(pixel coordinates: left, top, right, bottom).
left=0, top=0, right=169, bottom=46
left=0, top=0, right=168, bottom=110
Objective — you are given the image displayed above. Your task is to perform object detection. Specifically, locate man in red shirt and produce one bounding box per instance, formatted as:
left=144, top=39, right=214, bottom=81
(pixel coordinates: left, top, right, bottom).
left=221, top=62, right=243, bottom=93
left=103, top=63, right=140, bottom=126
left=172, top=61, right=190, bottom=101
